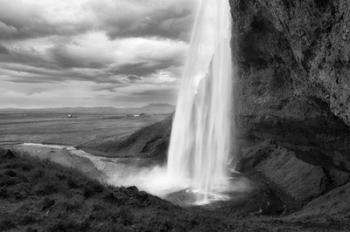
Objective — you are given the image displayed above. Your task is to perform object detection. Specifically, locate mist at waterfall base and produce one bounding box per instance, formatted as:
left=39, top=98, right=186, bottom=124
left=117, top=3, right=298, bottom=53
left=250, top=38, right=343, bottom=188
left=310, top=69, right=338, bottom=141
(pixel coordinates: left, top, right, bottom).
left=109, top=0, right=251, bottom=205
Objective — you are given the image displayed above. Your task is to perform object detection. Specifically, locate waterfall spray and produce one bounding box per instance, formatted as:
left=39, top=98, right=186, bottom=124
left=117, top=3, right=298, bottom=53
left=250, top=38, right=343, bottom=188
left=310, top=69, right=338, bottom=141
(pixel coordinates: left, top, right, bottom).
left=167, top=0, right=234, bottom=203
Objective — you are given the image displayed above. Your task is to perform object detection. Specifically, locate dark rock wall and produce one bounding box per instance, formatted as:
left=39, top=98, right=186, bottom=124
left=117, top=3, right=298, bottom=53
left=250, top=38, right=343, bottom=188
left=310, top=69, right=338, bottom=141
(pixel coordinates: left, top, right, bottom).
left=230, top=0, right=350, bottom=204
left=231, top=0, right=350, bottom=124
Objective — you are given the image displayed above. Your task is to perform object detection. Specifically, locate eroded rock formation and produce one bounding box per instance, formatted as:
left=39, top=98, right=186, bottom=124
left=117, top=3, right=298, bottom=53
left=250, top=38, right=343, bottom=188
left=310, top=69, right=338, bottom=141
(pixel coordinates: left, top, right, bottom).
left=230, top=0, right=350, bottom=205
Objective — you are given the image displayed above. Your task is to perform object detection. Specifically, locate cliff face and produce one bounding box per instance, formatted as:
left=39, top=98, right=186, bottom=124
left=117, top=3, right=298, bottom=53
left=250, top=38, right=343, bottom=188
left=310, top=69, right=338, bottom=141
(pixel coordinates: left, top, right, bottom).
left=230, top=0, right=350, bottom=204
left=231, top=0, right=350, bottom=124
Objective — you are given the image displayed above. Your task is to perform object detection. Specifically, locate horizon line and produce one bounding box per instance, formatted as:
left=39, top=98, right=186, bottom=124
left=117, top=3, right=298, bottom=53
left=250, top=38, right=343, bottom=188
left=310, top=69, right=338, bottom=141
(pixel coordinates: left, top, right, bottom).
left=0, top=103, right=175, bottom=110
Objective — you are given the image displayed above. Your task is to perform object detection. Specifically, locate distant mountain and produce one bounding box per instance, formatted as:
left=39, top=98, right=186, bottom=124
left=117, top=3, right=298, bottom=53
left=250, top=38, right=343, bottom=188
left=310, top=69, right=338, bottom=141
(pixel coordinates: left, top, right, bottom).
left=138, top=103, right=175, bottom=114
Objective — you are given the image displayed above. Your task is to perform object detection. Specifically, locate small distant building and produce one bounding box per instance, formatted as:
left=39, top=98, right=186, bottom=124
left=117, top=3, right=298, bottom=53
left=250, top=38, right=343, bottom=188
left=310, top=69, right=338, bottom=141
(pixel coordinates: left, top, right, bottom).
left=126, top=113, right=147, bottom=118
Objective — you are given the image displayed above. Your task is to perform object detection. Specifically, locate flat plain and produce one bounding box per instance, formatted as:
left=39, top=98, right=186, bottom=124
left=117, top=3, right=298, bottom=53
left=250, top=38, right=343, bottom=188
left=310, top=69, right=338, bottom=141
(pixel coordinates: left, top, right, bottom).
left=0, top=108, right=169, bottom=147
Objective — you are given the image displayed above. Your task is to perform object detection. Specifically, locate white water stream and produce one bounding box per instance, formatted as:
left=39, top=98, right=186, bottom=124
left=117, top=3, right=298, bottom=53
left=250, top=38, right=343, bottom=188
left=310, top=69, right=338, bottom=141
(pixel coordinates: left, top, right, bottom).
left=167, top=0, right=235, bottom=204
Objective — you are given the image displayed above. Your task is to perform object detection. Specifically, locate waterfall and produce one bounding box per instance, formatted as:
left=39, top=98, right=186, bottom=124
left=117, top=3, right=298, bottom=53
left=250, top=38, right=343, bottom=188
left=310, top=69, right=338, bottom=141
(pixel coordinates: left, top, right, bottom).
left=167, top=0, right=234, bottom=203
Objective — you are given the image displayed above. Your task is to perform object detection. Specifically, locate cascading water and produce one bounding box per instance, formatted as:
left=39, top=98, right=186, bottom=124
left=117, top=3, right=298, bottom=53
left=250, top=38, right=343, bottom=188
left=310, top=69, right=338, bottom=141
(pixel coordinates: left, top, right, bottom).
left=167, top=0, right=235, bottom=204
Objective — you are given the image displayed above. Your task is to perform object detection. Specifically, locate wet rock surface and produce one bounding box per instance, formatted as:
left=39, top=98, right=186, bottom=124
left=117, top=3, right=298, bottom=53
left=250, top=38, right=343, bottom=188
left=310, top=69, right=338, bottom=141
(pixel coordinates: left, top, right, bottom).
left=246, top=146, right=326, bottom=202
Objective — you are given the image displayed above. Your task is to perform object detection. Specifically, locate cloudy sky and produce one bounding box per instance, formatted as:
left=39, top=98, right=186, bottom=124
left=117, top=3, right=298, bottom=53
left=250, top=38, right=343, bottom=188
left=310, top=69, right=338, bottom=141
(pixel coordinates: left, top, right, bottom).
left=0, top=0, right=197, bottom=108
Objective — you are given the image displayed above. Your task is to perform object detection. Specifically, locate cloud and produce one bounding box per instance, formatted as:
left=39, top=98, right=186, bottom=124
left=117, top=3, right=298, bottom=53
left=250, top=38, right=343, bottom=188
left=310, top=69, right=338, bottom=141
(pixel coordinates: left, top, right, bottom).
left=0, top=0, right=94, bottom=40
left=1, top=33, right=187, bottom=82
left=93, top=0, right=195, bottom=41
left=0, top=80, right=117, bottom=108
left=0, top=0, right=196, bottom=108
left=127, top=75, right=141, bottom=82
left=0, top=0, right=196, bottom=41
left=0, top=45, right=9, bottom=54
left=0, top=79, right=178, bottom=108
left=109, top=58, right=182, bottom=77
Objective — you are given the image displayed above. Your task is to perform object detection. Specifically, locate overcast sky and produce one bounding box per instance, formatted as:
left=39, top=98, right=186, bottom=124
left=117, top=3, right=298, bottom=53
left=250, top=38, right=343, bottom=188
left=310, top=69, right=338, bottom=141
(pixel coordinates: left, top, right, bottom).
left=0, top=0, right=196, bottom=108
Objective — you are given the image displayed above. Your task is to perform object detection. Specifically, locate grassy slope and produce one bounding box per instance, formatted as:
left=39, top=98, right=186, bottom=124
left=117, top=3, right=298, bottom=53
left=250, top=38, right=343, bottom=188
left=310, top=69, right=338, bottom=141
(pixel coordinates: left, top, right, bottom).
left=0, top=148, right=233, bottom=232
left=79, top=116, right=172, bottom=160
left=1, top=148, right=350, bottom=232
